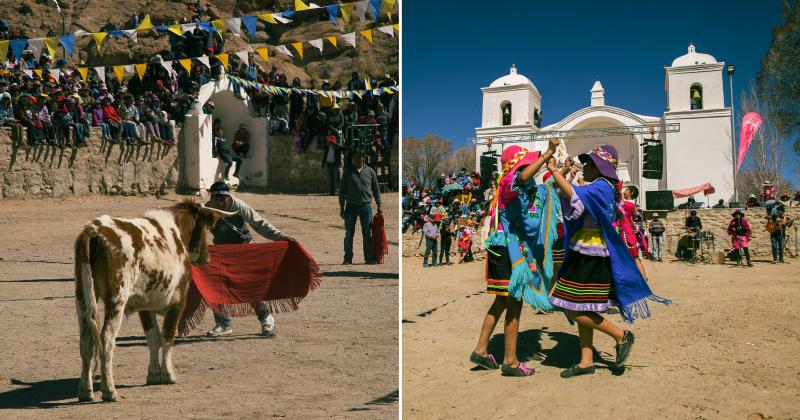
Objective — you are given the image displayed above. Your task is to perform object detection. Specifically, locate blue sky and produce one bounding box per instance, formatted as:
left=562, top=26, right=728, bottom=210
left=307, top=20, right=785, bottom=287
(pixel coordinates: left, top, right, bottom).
left=402, top=0, right=798, bottom=186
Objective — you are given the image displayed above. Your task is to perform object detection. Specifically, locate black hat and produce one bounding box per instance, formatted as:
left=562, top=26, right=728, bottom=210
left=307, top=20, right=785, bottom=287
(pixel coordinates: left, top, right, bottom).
left=208, top=181, right=230, bottom=196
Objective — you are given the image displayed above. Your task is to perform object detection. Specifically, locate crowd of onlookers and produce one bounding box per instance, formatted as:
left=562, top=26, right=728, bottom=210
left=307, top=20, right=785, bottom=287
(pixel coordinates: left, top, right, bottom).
left=402, top=169, right=491, bottom=267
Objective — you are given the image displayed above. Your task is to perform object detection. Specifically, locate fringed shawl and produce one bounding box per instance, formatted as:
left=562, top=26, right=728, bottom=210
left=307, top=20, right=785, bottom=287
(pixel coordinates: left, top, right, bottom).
left=562, top=179, right=670, bottom=323
left=485, top=173, right=561, bottom=310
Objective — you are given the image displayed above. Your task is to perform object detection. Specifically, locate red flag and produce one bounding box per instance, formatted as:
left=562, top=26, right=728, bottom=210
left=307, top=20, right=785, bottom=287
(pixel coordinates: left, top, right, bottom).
left=737, top=112, right=763, bottom=170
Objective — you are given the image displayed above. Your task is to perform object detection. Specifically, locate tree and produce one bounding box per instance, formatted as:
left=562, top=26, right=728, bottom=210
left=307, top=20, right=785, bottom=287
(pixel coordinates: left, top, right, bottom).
left=757, top=0, right=800, bottom=151
left=738, top=170, right=795, bottom=200
left=739, top=81, right=787, bottom=190
left=403, top=135, right=452, bottom=188
left=448, top=146, right=476, bottom=175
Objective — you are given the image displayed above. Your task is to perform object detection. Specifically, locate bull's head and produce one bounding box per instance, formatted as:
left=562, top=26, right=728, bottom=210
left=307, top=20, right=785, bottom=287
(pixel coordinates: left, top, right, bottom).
left=173, top=200, right=237, bottom=264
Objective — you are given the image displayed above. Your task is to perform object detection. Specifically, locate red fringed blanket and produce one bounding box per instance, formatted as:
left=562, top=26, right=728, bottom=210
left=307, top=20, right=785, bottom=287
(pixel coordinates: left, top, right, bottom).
left=370, top=211, right=389, bottom=264
left=178, top=241, right=322, bottom=336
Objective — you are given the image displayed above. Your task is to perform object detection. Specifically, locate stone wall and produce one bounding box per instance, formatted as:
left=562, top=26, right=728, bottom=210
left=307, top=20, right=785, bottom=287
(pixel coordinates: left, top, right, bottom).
left=658, top=207, right=800, bottom=257
left=0, top=127, right=178, bottom=199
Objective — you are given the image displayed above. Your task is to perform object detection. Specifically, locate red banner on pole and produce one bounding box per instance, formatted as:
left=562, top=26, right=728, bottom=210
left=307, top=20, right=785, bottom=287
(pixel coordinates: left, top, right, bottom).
left=737, top=112, right=763, bottom=170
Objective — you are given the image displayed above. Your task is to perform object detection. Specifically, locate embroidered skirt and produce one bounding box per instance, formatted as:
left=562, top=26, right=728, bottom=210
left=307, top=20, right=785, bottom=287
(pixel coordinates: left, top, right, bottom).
left=550, top=253, right=615, bottom=312
left=485, top=245, right=511, bottom=296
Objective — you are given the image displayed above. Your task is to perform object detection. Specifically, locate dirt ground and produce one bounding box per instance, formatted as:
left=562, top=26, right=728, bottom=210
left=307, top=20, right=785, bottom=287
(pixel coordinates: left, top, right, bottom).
left=403, top=253, right=800, bottom=419
left=0, top=192, right=398, bottom=419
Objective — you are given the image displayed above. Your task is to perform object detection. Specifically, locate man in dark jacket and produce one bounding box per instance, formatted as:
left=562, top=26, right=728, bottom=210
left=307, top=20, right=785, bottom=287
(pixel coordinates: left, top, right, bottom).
left=205, top=182, right=293, bottom=338
left=339, top=151, right=382, bottom=264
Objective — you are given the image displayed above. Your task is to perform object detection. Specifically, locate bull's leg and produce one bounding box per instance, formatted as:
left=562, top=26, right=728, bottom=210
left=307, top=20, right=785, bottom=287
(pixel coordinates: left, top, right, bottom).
left=77, top=313, right=96, bottom=402
left=99, top=301, right=125, bottom=402
left=158, top=303, right=184, bottom=384
left=139, top=311, right=163, bottom=385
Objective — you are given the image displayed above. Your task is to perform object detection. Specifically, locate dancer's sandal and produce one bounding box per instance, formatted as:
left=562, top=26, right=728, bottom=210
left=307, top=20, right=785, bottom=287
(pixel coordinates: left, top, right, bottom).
left=500, top=362, right=534, bottom=376
left=615, top=330, right=635, bottom=367
left=469, top=352, right=499, bottom=370
left=560, top=364, right=596, bottom=378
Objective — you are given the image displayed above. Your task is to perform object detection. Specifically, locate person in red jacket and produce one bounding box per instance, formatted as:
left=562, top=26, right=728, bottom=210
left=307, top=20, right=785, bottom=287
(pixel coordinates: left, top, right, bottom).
left=101, top=98, right=122, bottom=143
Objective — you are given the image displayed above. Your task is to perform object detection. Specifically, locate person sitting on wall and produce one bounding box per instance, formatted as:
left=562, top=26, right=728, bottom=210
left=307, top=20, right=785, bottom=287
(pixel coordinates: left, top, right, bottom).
left=712, top=199, right=726, bottom=209
left=232, top=123, right=250, bottom=158
left=745, top=194, right=760, bottom=209
left=212, top=127, right=242, bottom=181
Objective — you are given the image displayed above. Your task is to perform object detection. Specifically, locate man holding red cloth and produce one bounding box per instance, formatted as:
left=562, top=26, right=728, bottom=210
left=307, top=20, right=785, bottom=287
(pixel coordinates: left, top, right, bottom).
left=205, top=182, right=293, bottom=338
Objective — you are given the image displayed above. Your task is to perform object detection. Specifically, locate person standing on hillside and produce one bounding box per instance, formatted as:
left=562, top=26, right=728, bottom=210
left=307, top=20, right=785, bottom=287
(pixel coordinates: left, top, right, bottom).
left=339, top=151, right=382, bottom=265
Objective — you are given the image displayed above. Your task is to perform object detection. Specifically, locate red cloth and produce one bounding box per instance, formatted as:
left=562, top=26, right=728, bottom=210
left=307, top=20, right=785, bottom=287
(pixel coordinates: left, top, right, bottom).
left=672, top=183, right=715, bottom=198
left=178, top=241, right=321, bottom=336
left=370, top=211, right=388, bottom=264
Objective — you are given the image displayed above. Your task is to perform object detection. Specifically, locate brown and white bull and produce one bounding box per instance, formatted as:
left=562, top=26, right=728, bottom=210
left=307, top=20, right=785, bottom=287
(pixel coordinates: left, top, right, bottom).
left=74, top=200, right=234, bottom=402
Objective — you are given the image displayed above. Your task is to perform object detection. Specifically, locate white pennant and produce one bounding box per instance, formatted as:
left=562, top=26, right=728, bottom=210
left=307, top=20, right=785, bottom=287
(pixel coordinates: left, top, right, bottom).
left=309, top=2, right=322, bottom=8
left=378, top=25, right=394, bottom=38
left=48, top=68, right=61, bottom=82
left=28, top=38, right=45, bottom=61
left=123, top=64, right=134, bottom=73
left=275, top=45, right=293, bottom=57
left=73, top=30, right=91, bottom=37
left=197, top=56, right=210, bottom=69
left=123, top=29, right=138, bottom=43
left=272, top=13, right=293, bottom=24
left=235, top=51, right=249, bottom=67
left=94, top=67, right=106, bottom=83
left=341, top=32, right=357, bottom=48
left=354, top=1, right=369, bottom=20
left=161, top=60, right=174, bottom=75
left=23, top=69, right=32, bottom=77
left=181, top=23, right=197, bottom=33
left=308, top=39, right=324, bottom=53
left=226, top=18, right=242, bottom=36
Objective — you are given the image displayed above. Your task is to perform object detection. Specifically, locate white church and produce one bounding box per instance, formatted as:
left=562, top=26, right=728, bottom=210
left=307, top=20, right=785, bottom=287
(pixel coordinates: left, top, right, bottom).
left=474, top=43, right=734, bottom=209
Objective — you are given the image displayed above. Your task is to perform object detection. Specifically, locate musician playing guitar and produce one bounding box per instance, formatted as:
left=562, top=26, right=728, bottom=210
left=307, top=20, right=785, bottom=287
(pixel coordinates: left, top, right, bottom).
left=766, top=205, right=793, bottom=263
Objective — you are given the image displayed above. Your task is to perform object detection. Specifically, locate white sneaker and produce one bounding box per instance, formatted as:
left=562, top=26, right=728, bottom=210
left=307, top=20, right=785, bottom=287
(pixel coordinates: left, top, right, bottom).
left=261, top=314, right=275, bottom=337
left=206, top=325, right=232, bottom=337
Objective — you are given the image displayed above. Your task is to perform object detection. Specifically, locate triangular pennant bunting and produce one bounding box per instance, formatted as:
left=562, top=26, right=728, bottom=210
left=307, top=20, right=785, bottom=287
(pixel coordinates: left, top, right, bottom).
left=340, top=3, right=354, bottom=23
left=235, top=51, right=249, bottom=67
left=275, top=45, right=293, bottom=57
left=369, top=0, right=382, bottom=20
left=383, top=0, right=397, bottom=19
left=216, top=53, right=229, bottom=68
left=167, top=25, right=183, bottom=35
left=295, top=0, right=311, bottom=11
left=28, top=38, right=44, bottom=61
left=135, top=63, right=147, bottom=80
left=48, top=68, right=61, bottom=82
left=326, top=36, right=338, bottom=48
left=181, top=23, right=197, bottom=33
left=113, top=65, right=125, bottom=82
left=179, top=58, right=192, bottom=73
left=241, top=16, right=258, bottom=38
left=309, top=39, right=323, bottom=53
left=161, top=60, right=174, bottom=75
left=273, top=13, right=293, bottom=24
left=76, top=67, right=88, bottom=81
left=93, top=32, right=108, bottom=50
left=341, top=32, right=357, bottom=48
left=360, top=29, right=373, bottom=44
left=211, top=19, right=227, bottom=33
left=378, top=25, right=394, bottom=38
left=197, top=56, right=210, bottom=69
left=226, top=18, right=242, bottom=36
left=94, top=67, right=105, bottom=83
left=291, top=42, right=304, bottom=60
left=326, top=4, right=339, bottom=25
left=44, top=37, right=60, bottom=57
left=256, top=47, right=268, bottom=62
left=258, top=13, right=277, bottom=24
left=138, top=15, right=152, bottom=30
left=355, top=1, right=369, bottom=20
left=123, top=29, right=138, bottom=43
left=58, top=34, right=75, bottom=57
left=33, top=69, right=42, bottom=79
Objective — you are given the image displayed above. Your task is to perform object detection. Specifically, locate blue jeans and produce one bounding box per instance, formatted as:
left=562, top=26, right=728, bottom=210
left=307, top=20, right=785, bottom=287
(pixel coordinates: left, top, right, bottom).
left=438, top=239, right=450, bottom=264
left=424, top=238, right=438, bottom=266
left=213, top=302, right=271, bottom=328
left=344, top=203, right=373, bottom=263
left=651, top=235, right=664, bottom=261
left=771, top=233, right=784, bottom=262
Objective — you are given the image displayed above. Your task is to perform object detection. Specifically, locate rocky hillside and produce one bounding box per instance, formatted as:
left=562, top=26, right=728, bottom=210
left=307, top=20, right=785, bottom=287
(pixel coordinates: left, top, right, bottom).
left=2, top=0, right=398, bottom=84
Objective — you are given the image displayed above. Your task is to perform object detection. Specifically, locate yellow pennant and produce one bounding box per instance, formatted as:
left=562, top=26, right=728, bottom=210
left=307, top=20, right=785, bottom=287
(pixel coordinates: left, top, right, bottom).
left=216, top=53, right=229, bottom=68
left=113, top=65, right=125, bottom=83
left=44, top=37, right=60, bottom=57
left=255, top=47, right=268, bottom=62
left=135, top=63, right=147, bottom=80
left=138, top=15, right=152, bottom=30
left=340, top=3, right=354, bottom=23
left=291, top=42, right=303, bottom=60
left=93, top=32, right=107, bottom=51
left=258, top=13, right=277, bottom=24
left=360, top=29, right=373, bottom=44
left=0, top=41, right=8, bottom=63
left=295, top=0, right=310, bottom=11
left=383, top=0, right=397, bottom=19
left=179, top=58, right=192, bottom=73
left=393, top=23, right=399, bottom=32
left=211, top=19, right=226, bottom=33
left=168, top=24, right=183, bottom=35
left=326, top=36, right=337, bottom=49
left=33, top=69, right=43, bottom=79
left=76, top=67, right=88, bottom=81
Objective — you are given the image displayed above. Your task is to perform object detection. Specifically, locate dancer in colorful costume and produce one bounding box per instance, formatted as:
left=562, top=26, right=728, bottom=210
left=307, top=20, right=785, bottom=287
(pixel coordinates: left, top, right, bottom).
left=546, top=143, right=670, bottom=378
left=469, top=139, right=561, bottom=377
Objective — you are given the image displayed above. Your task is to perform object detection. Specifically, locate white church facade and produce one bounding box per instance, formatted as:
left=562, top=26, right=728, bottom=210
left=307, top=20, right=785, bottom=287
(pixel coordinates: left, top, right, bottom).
left=475, top=44, right=734, bottom=209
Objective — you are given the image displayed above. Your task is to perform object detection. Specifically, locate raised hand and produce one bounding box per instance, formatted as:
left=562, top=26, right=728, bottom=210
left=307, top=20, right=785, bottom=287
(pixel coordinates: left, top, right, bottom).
left=548, top=137, right=560, bottom=153
left=546, top=157, right=558, bottom=172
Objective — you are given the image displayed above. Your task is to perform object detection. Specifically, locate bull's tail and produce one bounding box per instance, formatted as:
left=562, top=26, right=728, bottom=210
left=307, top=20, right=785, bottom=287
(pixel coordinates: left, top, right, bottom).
left=75, top=230, right=101, bottom=371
